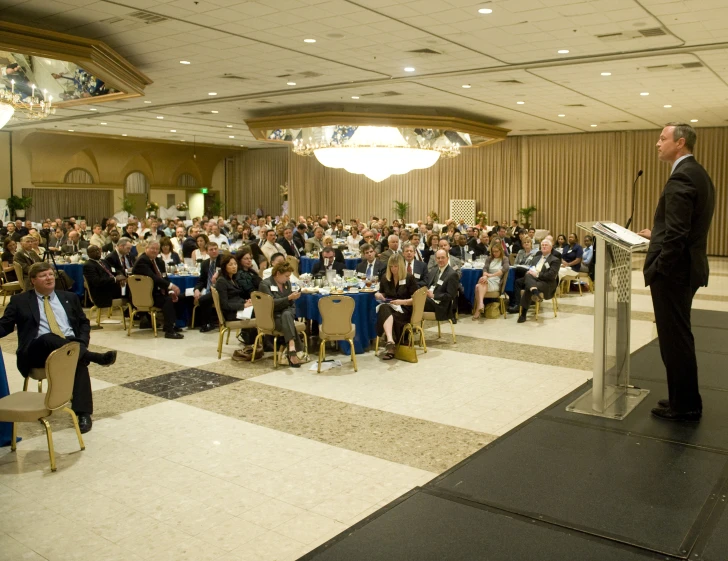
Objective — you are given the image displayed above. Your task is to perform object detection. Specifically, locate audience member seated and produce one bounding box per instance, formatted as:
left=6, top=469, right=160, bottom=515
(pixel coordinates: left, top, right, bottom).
left=496, top=227, right=511, bottom=256
left=374, top=253, right=418, bottom=360
left=512, top=239, right=560, bottom=323
left=401, top=242, right=427, bottom=287
left=131, top=241, right=183, bottom=339
left=347, top=226, right=362, bottom=252
left=321, top=236, right=345, bottom=263
left=195, top=243, right=221, bottom=333
left=263, top=252, right=299, bottom=282
left=159, top=236, right=181, bottom=265
left=581, top=235, right=594, bottom=273
left=293, top=224, right=308, bottom=249
left=377, top=235, right=401, bottom=263
left=355, top=243, right=386, bottom=280
left=215, top=253, right=252, bottom=321
left=191, top=234, right=210, bottom=264
left=424, top=249, right=460, bottom=323
left=101, top=229, right=121, bottom=254
left=311, top=247, right=344, bottom=277
left=88, top=224, right=107, bottom=248
left=422, top=233, right=439, bottom=265
left=207, top=224, right=228, bottom=247
left=14, top=236, right=41, bottom=290
left=472, top=242, right=509, bottom=319
left=83, top=245, right=125, bottom=308
left=258, top=261, right=304, bottom=367
left=427, top=239, right=462, bottom=274
left=332, top=221, right=347, bottom=240
left=260, top=229, right=286, bottom=263
left=47, top=228, right=65, bottom=252
left=105, top=237, right=136, bottom=276
left=278, top=225, right=302, bottom=258
left=360, top=230, right=381, bottom=253
left=450, top=233, right=474, bottom=262
left=561, top=232, right=583, bottom=271
left=469, top=230, right=490, bottom=259
left=62, top=230, right=88, bottom=254
left=305, top=227, right=325, bottom=254
left=553, top=234, right=568, bottom=257
left=181, top=226, right=200, bottom=259
left=234, top=250, right=261, bottom=347
left=511, top=236, right=541, bottom=284
left=2, top=239, right=17, bottom=282
left=0, top=262, right=117, bottom=434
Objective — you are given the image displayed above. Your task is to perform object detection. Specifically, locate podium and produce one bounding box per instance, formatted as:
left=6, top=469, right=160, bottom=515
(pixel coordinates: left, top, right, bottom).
left=566, top=222, right=650, bottom=420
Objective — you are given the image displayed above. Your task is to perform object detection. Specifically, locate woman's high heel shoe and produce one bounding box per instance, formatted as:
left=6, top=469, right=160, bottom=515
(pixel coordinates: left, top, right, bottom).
left=472, top=308, right=482, bottom=320
left=287, top=350, right=301, bottom=368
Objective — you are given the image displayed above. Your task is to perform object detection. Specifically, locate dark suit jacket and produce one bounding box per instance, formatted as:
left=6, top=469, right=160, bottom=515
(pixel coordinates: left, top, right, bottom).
left=182, top=236, right=198, bottom=259
left=311, top=259, right=345, bottom=277
left=132, top=254, right=170, bottom=298
left=160, top=251, right=181, bottom=265
left=293, top=231, right=307, bottom=249
left=13, top=249, right=41, bottom=289
left=278, top=237, right=302, bottom=257
left=195, top=255, right=221, bottom=292
left=355, top=259, right=386, bottom=278
left=403, top=259, right=428, bottom=287
left=0, top=290, right=90, bottom=375
left=83, top=259, right=121, bottom=308
left=425, top=265, right=459, bottom=321
left=530, top=253, right=561, bottom=299
left=644, top=156, right=715, bottom=287
left=104, top=250, right=135, bottom=276
left=450, top=245, right=474, bottom=262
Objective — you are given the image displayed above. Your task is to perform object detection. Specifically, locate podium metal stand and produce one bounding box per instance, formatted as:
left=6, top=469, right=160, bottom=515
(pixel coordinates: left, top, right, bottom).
left=566, top=222, right=650, bottom=420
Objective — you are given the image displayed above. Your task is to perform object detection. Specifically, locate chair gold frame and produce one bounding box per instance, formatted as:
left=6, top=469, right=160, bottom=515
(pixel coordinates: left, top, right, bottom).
left=210, top=287, right=256, bottom=359
left=317, top=295, right=357, bottom=373
left=374, top=286, right=428, bottom=355
left=0, top=271, right=22, bottom=305
left=249, top=291, right=308, bottom=368
left=83, top=278, right=127, bottom=329
left=126, top=275, right=160, bottom=337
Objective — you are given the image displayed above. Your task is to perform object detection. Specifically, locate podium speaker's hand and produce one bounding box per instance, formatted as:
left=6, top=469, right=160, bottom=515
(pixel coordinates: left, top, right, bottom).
left=638, top=229, right=651, bottom=240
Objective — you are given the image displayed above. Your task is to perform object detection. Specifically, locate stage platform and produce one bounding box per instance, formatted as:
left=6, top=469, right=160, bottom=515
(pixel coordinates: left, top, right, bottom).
left=300, top=310, right=728, bottom=561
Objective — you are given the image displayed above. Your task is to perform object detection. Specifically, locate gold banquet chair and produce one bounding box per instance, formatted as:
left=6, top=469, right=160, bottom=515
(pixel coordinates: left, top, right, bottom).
left=374, top=286, right=428, bottom=355
left=13, top=262, right=27, bottom=292
left=126, top=275, right=160, bottom=337
left=210, top=287, right=256, bottom=359
left=519, top=289, right=559, bottom=320
left=317, top=295, right=357, bottom=373
left=286, top=255, right=300, bottom=275
left=481, top=273, right=509, bottom=319
left=249, top=291, right=308, bottom=368
left=0, top=271, right=22, bottom=305
left=83, top=278, right=127, bottom=329
left=422, top=297, right=457, bottom=344
left=0, top=343, right=85, bottom=472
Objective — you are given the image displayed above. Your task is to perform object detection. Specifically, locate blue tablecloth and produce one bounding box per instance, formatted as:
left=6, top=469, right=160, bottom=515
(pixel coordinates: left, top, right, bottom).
left=300, top=257, right=362, bottom=274
left=169, top=275, right=200, bottom=327
left=56, top=263, right=85, bottom=298
left=0, top=350, right=14, bottom=447
left=295, top=291, right=377, bottom=355
left=461, top=267, right=516, bottom=306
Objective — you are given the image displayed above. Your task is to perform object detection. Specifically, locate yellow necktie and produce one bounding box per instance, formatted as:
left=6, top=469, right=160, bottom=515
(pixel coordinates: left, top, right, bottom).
left=43, top=296, right=66, bottom=338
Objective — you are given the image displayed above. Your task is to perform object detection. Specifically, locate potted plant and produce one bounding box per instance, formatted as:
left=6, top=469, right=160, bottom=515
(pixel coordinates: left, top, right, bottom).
left=393, top=200, right=410, bottom=222
left=476, top=211, right=488, bottom=228
left=146, top=201, right=160, bottom=217
left=7, top=195, right=32, bottom=219
left=209, top=199, right=225, bottom=217
left=118, top=198, right=134, bottom=215
left=518, top=205, right=537, bottom=229
left=175, top=201, right=189, bottom=219
left=428, top=210, right=439, bottom=223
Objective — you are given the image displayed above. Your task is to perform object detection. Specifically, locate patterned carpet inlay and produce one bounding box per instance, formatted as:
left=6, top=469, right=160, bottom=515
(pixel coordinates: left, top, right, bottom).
left=122, top=369, right=241, bottom=400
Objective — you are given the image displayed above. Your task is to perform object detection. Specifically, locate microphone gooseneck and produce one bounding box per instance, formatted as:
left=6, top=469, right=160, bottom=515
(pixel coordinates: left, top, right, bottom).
left=625, top=169, right=644, bottom=230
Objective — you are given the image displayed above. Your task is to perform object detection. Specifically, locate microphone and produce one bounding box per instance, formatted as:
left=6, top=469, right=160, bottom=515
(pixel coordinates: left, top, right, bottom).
left=625, top=169, right=643, bottom=230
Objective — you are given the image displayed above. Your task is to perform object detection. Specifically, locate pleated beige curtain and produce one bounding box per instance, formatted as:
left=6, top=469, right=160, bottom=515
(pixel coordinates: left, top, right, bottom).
left=230, top=127, right=728, bottom=256
left=23, top=188, right=113, bottom=225
left=176, top=173, right=197, bottom=187
left=125, top=171, right=149, bottom=194
left=63, top=168, right=94, bottom=184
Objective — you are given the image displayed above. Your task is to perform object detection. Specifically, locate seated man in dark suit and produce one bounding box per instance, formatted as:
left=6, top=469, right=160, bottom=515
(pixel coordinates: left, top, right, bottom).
left=311, top=246, right=345, bottom=277
left=513, top=239, right=561, bottom=323
left=194, top=242, right=222, bottom=332
left=13, top=235, right=42, bottom=290
left=402, top=242, right=427, bottom=288
left=424, top=250, right=460, bottom=322
left=355, top=243, right=386, bottom=280
left=131, top=241, right=183, bottom=339
left=101, top=229, right=121, bottom=253
left=377, top=235, right=400, bottom=263
left=278, top=225, right=302, bottom=258
left=83, top=245, right=125, bottom=308
left=0, top=262, right=116, bottom=433
left=62, top=230, right=89, bottom=255
left=104, top=237, right=136, bottom=276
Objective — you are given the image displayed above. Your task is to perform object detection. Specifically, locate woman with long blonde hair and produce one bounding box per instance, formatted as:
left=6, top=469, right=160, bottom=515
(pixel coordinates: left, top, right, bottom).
left=374, top=253, right=418, bottom=360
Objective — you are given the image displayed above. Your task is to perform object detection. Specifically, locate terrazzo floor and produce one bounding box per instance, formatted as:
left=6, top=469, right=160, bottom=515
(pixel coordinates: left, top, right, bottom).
left=1, top=256, right=727, bottom=561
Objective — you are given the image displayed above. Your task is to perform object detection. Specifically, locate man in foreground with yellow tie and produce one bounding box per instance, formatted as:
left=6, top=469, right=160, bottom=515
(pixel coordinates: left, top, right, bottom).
left=0, top=262, right=117, bottom=433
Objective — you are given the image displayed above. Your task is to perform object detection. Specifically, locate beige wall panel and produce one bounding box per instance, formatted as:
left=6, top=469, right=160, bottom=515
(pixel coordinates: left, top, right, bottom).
left=229, top=148, right=288, bottom=217
left=0, top=132, right=11, bottom=200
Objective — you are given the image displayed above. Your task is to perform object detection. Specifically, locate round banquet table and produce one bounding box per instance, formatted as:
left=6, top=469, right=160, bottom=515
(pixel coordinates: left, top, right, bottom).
left=0, top=350, right=14, bottom=447
left=55, top=263, right=85, bottom=299
left=299, top=256, right=362, bottom=274
left=461, top=267, right=516, bottom=306
left=295, top=291, right=377, bottom=355
left=168, top=274, right=200, bottom=327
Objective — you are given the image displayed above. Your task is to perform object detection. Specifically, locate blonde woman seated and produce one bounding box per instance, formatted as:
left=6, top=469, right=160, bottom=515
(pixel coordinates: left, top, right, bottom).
left=322, top=235, right=345, bottom=263
left=472, top=242, right=510, bottom=320
left=374, top=253, right=419, bottom=360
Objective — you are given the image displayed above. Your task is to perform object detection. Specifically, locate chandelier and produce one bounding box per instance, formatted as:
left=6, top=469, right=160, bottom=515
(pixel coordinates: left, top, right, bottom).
left=0, top=81, right=55, bottom=129
left=293, top=126, right=460, bottom=182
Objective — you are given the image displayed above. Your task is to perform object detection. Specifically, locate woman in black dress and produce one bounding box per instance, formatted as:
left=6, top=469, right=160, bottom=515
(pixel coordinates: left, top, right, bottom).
left=375, top=253, right=418, bottom=360
left=234, top=248, right=261, bottom=344
left=215, top=253, right=251, bottom=321
left=2, top=239, right=17, bottom=282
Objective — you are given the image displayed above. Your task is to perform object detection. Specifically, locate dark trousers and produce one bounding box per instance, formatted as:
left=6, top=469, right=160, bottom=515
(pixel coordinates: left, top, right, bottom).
left=24, top=334, right=93, bottom=414
left=515, top=275, right=549, bottom=313
left=196, top=292, right=214, bottom=327
left=650, top=274, right=701, bottom=413
left=153, top=294, right=178, bottom=332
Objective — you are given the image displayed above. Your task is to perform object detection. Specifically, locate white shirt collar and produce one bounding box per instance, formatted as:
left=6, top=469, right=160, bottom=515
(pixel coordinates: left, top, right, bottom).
left=671, top=154, right=693, bottom=175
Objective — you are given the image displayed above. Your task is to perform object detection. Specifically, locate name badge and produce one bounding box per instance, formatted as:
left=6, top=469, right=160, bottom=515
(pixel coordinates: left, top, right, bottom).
left=544, top=263, right=550, bottom=270
left=469, top=250, right=474, bottom=254
left=437, top=280, right=444, bottom=286
left=271, top=286, right=279, bottom=292
left=110, top=267, right=116, bottom=273
left=399, top=279, right=407, bottom=286
left=414, top=273, right=421, bottom=279
left=452, top=265, right=458, bottom=270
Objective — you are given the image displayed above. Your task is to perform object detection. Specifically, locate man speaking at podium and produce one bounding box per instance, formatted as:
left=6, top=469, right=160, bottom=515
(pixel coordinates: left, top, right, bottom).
left=638, top=123, right=715, bottom=423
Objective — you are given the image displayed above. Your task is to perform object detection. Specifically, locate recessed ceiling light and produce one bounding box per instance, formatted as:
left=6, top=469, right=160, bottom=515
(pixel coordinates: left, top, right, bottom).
left=67, top=129, right=74, bottom=132
left=478, top=8, right=493, bottom=14
left=558, top=114, right=566, bottom=117
left=557, top=49, right=569, bottom=54
left=462, top=84, right=471, bottom=89
left=157, top=116, right=164, bottom=119
left=121, top=134, right=127, bottom=137
left=179, top=60, right=191, bottom=65
left=226, top=124, right=233, bottom=128
left=404, top=67, right=415, bottom=72
left=590, top=124, right=598, bottom=127
left=181, top=140, right=186, bottom=142
left=229, top=135, right=235, bottom=138
left=351, top=96, right=359, bottom=99
left=239, top=144, right=245, bottom=147
left=640, top=92, right=649, bottom=96
left=664, top=104, right=672, bottom=108
left=170, top=129, right=176, bottom=132
left=208, top=92, right=217, bottom=96
left=287, top=81, right=296, bottom=86
left=516, top=101, right=525, bottom=105
left=100, top=122, right=107, bottom=125
left=143, top=100, right=152, bottom=104
left=89, top=108, right=97, bottom=111
left=303, top=38, right=316, bottom=43
left=601, top=72, right=611, bottom=76
left=211, top=110, right=219, bottom=114
left=691, top=119, right=698, bottom=122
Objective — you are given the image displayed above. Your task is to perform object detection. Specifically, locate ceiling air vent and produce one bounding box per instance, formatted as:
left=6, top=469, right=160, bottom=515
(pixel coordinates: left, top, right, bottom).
left=221, top=74, right=249, bottom=80
left=101, top=11, right=167, bottom=27
left=565, top=103, right=586, bottom=107
left=255, top=100, right=273, bottom=104
left=682, top=62, right=704, bottom=69
left=646, top=62, right=705, bottom=72
left=276, top=71, right=323, bottom=79
left=496, top=79, right=523, bottom=84
left=596, top=31, right=642, bottom=42
left=639, top=27, right=667, bottom=37
left=407, top=48, right=442, bottom=55
left=359, top=91, right=402, bottom=98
